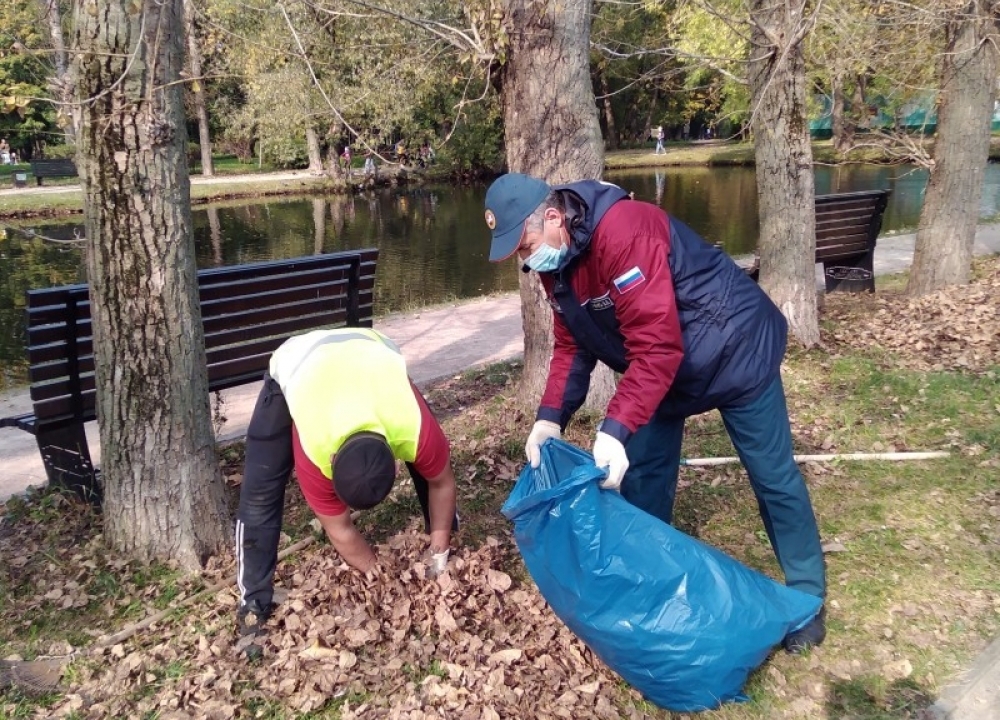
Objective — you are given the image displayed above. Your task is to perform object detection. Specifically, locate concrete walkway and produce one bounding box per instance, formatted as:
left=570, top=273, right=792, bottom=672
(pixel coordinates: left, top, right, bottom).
left=0, top=224, right=997, bottom=718
left=0, top=169, right=321, bottom=198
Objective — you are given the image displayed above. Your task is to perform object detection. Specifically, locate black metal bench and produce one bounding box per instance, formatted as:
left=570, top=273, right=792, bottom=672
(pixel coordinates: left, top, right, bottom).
left=747, top=189, right=891, bottom=292
left=29, top=159, right=79, bottom=186
left=0, top=249, right=379, bottom=500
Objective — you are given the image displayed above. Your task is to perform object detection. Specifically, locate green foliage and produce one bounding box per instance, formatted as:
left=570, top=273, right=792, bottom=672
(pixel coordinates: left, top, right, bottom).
left=42, top=143, right=75, bottom=159
left=413, top=84, right=504, bottom=173
left=203, top=0, right=478, bottom=169
left=0, top=0, right=61, bottom=156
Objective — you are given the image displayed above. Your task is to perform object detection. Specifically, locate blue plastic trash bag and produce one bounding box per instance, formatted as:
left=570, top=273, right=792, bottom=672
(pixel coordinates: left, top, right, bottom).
left=500, top=438, right=822, bottom=712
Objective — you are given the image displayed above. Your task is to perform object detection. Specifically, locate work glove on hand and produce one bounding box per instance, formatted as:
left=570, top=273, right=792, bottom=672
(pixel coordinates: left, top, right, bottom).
left=526, top=420, right=561, bottom=468
left=593, top=431, right=629, bottom=491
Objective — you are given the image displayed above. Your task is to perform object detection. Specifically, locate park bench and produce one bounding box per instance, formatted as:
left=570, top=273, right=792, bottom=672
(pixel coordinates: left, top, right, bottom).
left=29, top=159, right=79, bottom=186
left=0, top=249, right=379, bottom=501
left=745, top=189, right=891, bottom=292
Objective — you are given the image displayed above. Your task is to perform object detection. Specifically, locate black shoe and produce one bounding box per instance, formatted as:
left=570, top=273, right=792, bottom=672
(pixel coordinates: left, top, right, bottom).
left=237, top=599, right=274, bottom=638
left=783, top=605, right=826, bottom=654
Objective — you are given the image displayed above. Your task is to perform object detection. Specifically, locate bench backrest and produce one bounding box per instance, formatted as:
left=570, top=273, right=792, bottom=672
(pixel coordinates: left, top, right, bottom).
left=814, top=189, right=890, bottom=262
left=30, top=159, right=79, bottom=177
left=23, top=249, right=378, bottom=430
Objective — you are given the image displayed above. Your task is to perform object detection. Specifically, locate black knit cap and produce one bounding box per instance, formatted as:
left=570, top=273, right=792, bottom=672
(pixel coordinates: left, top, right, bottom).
left=332, top=432, right=396, bottom=509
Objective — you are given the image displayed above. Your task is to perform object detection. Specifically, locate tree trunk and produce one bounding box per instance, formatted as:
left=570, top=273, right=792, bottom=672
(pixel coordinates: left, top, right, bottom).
left=72, top=0, right=229, bottom=569
left=597, top=67, right=619, bottom=150
left=748, top=0, right=820, bottom=348
left=907, top=0, right=998, bottom=296
left=500, top=0, right=615, bottom=410
left=831, top=75, right=854, bottom=153
left=42, top=0, right=76, bottom=145
left=306, top=127, right=325, bottom=175
left=183, top=0, right=213, bottom=176
left=852, top=75, right=869, bottom=131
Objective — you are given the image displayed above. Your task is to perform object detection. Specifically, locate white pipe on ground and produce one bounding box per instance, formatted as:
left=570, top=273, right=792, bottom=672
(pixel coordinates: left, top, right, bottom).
left=681, top=451, right=950, bottom=467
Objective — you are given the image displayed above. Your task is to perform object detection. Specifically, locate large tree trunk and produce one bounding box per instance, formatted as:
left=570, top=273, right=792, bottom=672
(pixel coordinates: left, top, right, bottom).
left=748, top=0, right=820, bottom=348
left=500, top=0, right=615, bottom=409
left=42, top=0, right=76, bottom=145
left=72, top=0, right=229, bottom=569
left=306, top=127, right=325, bottom=175
left=907, top=0, right=998, bottom=296
left=183, top=0, right=214, bottom=176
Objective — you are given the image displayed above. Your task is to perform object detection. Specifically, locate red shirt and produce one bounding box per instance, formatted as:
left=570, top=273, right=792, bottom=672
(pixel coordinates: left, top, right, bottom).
left=291, top=384, right=449, bottom=516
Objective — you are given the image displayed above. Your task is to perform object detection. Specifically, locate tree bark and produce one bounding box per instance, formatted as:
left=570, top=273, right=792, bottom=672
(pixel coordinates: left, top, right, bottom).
left=306, top=127, right=324, bottom=175
left=500, top=0, right=614, bottom=410
left=41, top=0, right=76, bottom=145
left=748, top=0, right=820, bottom=347
left=72, top=0, right=229, bottom=569
left=907, top=0, right=998, bottom=295
left=597, top=66, right=619, bottom=150
left=183, top=0, right=214, bottom=176
left=831, top=75, right=854, bottom=153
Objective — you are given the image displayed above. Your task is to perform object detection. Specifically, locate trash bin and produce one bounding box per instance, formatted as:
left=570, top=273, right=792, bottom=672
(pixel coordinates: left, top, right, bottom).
left=13, top=172, right=27, bottom=189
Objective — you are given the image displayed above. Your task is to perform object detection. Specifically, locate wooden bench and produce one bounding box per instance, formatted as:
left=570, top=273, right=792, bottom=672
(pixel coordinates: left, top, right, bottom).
left=29, top=159, right=79, bottom=186
left=0, top=249, right=379, bottom=501
left=746, top=189, right=891, bottom=292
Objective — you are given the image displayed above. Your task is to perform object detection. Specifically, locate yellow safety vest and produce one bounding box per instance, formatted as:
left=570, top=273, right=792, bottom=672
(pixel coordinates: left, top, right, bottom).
left=269, top=328, right=421, bottom=478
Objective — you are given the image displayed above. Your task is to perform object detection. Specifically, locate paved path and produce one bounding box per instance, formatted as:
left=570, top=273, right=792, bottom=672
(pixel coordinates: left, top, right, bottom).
left=0, top=170, right=320, bottom=198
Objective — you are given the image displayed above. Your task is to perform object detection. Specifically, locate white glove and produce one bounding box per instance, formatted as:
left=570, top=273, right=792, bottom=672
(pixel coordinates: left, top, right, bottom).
left=593, top=431, right=629, bottom=491
left=426, top=548, right=450, bottom=579
left=525, top=420, right=561, bottom=468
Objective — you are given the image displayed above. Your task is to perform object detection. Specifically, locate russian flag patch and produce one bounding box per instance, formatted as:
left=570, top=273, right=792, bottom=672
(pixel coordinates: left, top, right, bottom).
left=613, top=266, right=646, bottom=294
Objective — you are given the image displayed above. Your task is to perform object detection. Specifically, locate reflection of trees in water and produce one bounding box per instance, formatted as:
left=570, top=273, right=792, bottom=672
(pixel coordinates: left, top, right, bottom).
left=207, top=207, right=223, bottom=266
left=0, top=231, right=88, bottom=377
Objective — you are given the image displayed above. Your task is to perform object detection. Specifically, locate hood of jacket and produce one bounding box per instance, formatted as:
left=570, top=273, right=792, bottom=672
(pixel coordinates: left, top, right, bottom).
left=552, top=180, right=631, bottom=269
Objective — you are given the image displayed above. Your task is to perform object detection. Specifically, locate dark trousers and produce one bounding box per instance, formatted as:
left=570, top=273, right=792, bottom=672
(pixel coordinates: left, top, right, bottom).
left=236, top=376, right=293, bottom=609
left=620, top=376, right=827, bottom=598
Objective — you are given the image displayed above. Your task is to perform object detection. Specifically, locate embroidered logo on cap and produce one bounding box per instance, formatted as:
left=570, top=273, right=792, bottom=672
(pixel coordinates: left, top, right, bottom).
left=613, top=266, right=646, bottom=294
left=484, top=209, right=496, bottom=230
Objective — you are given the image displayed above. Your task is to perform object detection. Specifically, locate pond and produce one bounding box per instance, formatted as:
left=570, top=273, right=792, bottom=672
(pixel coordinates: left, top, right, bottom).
left=2, top=162, right=999, bottom=380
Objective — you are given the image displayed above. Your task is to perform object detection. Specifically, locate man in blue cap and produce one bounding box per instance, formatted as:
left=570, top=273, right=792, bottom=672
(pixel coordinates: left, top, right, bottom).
left=483, top=172, right=827, bottom=653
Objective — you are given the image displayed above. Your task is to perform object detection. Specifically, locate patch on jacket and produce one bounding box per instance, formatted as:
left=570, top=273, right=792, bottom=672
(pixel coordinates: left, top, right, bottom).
left=588, top=293, right=614, bottom=311
left=613, top=266, right=646, bottom=294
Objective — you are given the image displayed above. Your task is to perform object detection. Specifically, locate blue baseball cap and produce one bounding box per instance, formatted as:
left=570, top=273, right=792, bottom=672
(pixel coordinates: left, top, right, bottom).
left=484, top=173, right=551, bottom=262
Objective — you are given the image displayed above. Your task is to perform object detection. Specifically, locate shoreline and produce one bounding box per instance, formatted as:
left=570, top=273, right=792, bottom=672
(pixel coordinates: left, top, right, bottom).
left=5, top=139, right=998, bottom=221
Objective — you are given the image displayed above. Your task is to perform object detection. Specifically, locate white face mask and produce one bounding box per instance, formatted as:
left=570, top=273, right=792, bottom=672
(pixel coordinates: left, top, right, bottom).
left=524, top=242, right=568, bottom=273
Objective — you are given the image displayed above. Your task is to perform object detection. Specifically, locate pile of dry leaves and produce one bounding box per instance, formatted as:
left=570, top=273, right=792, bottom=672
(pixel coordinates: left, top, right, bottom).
left=45, top=528, right=643, bottom=720
left=822, top=257, right=1000, bottom=373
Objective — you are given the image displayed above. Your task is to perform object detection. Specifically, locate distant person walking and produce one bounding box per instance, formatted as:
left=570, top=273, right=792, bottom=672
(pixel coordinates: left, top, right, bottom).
left=654, top=126, right=665, bottom=155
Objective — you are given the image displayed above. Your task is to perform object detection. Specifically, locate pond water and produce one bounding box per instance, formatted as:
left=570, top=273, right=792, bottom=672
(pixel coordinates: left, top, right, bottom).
left=2, top=162, right=999, bottom=378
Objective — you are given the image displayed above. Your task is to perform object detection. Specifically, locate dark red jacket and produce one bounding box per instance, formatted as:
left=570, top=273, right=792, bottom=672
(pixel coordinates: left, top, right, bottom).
left=537, top=181, right=787, bottom=444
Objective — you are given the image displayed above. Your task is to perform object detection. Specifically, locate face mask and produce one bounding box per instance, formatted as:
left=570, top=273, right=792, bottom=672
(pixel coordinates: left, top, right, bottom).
left=524, top=242, right=568, bottom=273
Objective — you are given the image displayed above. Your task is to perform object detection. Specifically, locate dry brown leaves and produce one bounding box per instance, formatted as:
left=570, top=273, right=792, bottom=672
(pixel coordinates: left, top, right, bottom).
left=43, top=530, right=644, bottom=720
left=823, top=257, right=1000, bottom=373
